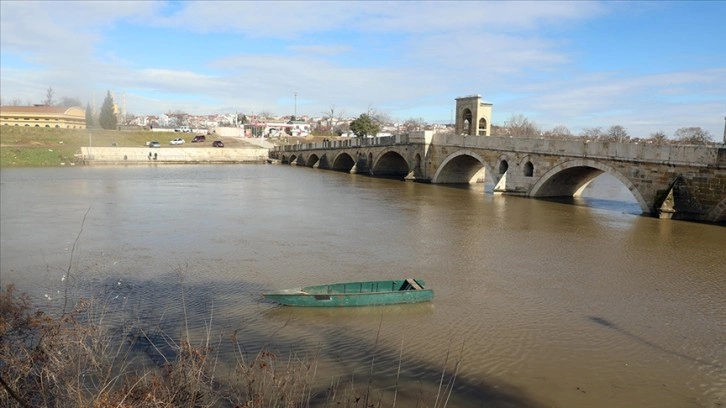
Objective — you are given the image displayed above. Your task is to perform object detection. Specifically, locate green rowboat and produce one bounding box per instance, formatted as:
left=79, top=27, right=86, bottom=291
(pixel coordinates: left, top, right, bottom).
left=263, top=279, right=433, bottom=307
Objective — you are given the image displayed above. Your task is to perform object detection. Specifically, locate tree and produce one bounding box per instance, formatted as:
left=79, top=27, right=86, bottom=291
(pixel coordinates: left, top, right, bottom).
left=542, top=125, right=572, bottom=139
left=580, top=127, right=603, bottom=140
left=349, top=113, right=380, bottom=138
left=98, top=90, right=117, bottom=130
left=673, top=127, right=713, bottom=145
left=402, top=117, right=426, bottom=132
left=490, top=124, right=506, bottom=137
left=606, top=125, right=629, bottom=142
left=648, top=131, right=668, bottom=145
left=257, top=110, right=273, bottom=120
left=323, top=104, right=336, bottom=129
left=318, top=104, right=346, bottom=136
left=367, top=107, right=392, bottom=127
left=237, top=113, right=248, bottom=124
left=58, top=97, right=82, bottom=108
left=503, top=114, right=540, bottom=138
left=44, top=87, right=55, bottom=106
left=124, top=113, right=136, bottom=126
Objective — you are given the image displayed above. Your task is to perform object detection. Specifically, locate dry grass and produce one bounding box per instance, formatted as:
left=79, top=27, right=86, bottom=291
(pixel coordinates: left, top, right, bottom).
left=0, top=282, right=465, bottom=408
left=0, top=283, right=320, bottom=407
left=1, top=284, right=442, bottom=408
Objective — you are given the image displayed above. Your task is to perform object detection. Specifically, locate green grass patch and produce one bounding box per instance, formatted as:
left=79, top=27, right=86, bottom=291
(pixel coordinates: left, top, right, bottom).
left=0, top=126, right=159, bottom=167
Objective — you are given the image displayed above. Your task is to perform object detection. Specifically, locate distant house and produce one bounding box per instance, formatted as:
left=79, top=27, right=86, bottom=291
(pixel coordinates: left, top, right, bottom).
left=0, top=105, right=86, bottom=129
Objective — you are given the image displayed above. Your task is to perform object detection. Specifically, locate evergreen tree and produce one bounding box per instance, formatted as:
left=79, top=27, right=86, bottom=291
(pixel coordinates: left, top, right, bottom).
left=99, top=91, right=117, bottom=130
left=349, top=113, right=380, bottom=138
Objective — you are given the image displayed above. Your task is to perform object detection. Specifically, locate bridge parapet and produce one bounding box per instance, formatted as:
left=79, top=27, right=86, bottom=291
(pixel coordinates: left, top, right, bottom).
left=275, top=134, right=417, bottom=153
left=434, top=134, right=723, bottom=167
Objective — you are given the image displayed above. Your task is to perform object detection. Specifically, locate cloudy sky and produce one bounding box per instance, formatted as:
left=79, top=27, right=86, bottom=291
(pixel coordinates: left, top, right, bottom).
left=1, top=1, right=724, bottom=138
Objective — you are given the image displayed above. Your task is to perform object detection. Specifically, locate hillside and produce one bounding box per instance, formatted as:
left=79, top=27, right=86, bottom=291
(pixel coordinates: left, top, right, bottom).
left=0, top=127, right=273, bottom=167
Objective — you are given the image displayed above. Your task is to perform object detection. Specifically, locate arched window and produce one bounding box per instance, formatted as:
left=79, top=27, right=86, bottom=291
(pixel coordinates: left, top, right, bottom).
left=478, top=118, right=488, bottom=136
left=462, top=109, right=473, bottom=135
left=523, top=161, right=534, bottom=177
left=499, top=160, right=509, bottom=175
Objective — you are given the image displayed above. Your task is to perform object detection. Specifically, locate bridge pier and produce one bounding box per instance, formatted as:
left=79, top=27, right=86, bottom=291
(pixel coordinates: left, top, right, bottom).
left=404, top=171, right=430, bottom=183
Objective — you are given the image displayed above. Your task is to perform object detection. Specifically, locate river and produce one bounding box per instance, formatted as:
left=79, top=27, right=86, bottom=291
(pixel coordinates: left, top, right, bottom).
left=1, top=165, right=724, bottom=407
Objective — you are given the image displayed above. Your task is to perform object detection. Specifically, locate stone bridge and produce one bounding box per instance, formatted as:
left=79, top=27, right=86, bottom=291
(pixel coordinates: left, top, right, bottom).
left=269, top=131, right=726, bottom=223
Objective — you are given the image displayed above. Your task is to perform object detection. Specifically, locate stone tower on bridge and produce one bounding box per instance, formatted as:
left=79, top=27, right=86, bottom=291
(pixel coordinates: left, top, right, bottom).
left=455, top=95, right=493, bottom=136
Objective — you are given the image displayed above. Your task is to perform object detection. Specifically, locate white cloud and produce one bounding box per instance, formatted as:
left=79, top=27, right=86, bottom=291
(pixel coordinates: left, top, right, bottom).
left=1, top=1, right=723, bottom=138
left=287, top=44, right=352, bottom=56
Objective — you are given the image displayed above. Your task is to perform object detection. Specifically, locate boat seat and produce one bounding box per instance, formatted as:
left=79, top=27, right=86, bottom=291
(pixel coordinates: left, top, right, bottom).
left=405, top=278, right=423, bottom=290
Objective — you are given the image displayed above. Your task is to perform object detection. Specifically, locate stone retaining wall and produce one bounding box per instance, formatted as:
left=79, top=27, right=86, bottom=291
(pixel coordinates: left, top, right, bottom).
left=80, top=147, right=269, bottom=164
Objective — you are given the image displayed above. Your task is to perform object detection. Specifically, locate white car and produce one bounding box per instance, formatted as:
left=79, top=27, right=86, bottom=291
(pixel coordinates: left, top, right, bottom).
left=170, top=138, right=185, bottom=145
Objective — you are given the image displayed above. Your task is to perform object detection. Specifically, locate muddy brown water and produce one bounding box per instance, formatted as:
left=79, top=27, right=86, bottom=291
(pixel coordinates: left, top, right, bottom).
left=1, top=165, right=724, bottom=407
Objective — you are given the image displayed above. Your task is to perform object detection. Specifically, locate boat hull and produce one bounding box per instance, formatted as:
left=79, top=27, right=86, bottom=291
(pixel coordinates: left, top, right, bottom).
left=263, top=279, right=433, bottom=307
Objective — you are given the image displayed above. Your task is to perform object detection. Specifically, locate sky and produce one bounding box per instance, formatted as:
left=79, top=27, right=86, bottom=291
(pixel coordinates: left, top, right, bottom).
left=1, top=1, right=725, bottom=138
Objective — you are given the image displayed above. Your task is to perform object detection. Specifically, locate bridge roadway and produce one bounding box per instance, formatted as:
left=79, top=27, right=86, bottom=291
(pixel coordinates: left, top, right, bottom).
left=269, top=131, right=726, bottom=223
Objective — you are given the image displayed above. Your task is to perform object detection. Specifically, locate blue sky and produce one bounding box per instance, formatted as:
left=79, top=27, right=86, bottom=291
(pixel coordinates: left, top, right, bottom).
left=1, top=1, right=724, bottom=138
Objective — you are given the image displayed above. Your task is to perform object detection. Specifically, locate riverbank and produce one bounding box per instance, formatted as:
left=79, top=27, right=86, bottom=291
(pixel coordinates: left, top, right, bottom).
left=0, top=127, right=275, bottom=167
left=0, top=284, right=395, bottom=407
left=79, top=146, right=269, bottom=164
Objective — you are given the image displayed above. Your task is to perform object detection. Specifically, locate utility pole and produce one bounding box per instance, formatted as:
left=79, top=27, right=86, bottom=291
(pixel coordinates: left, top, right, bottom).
left=723, top=116, right=725, bottom=144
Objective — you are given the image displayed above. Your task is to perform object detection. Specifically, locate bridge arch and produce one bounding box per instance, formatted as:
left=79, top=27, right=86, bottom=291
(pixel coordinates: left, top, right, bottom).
left=332, top=152, right=356, bottom=172
left=529, top=159, right=650, bottom=214
left=478, top=118, right=488, bottom=136
left=432, top=150, right=496, bottom=184
left=523, top=162, right=534, bottom=177
left=305, top=154, right=320, bottom=167
left=462, top=109, right=473, bottom=135
left=288, top=154, right=298, bottom=165
left=371, top=150, right=409, bottom=178
left=518, top=155, right=535, bottom=177
left=498, top=158, right=509, bottom=175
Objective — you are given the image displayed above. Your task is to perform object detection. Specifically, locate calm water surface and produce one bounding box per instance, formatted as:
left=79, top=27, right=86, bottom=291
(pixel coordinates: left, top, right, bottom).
left=1, top=165, right=724, bottom=408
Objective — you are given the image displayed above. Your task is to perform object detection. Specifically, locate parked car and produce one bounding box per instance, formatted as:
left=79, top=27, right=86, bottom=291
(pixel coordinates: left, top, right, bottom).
left=149, top=141, right=161, bottom=148
left=192, top=135, right=206, bottom=143
left=170, top=138, right=185, bottom=145
left=175, top=126, right=191, bottom=133
left=212, top=140, right=224, bottom=148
